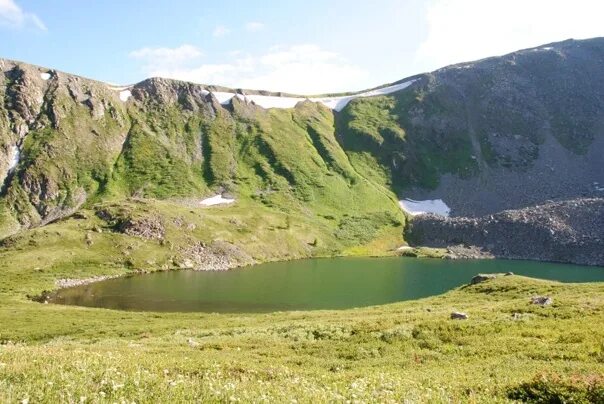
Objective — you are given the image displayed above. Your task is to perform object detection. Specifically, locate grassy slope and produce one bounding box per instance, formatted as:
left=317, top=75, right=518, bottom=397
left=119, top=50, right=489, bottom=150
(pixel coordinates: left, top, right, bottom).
left=338, top=91, right=479, bottom=193
left=0, top=275, right=602, bottom=402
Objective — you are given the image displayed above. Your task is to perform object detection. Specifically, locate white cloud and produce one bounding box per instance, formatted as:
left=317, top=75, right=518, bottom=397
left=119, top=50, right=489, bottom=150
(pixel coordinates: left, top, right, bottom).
left=212, top=25, right=230, bottom=37
left=0, top=0, right=46, bottom=30
left=129, top=44, right=202, bottom=70
left=135, top=43, right=368, bottom=94
left=416, top=0, right=604, bottom=69
left=245, top=21, right=264, bottom=32
left=130, top=44, right=202, bottom=62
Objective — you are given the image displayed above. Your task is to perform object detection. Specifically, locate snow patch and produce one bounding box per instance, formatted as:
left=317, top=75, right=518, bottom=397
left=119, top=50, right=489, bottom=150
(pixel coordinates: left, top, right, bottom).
left=108, top=85, right=134, bottom=101
left=8, top=146, right=19, bottom=171
left=245, top=94, right=304, bottom=109
left=40, top=72, right=51, bottom=80
left=119, top=90, right=132, bottom=102
left=207, top=79, right=417, bottom=111
left=313, top=79, right=418, bottom=112
left=211, top=91, right=237, bottom=105
left=313, top=95, right=356, bottom=112
left=200, top=195, right=236, bottom=206
left=399, top=198, right=451, bottom=217
left=107, top=85, right=131, bottom=91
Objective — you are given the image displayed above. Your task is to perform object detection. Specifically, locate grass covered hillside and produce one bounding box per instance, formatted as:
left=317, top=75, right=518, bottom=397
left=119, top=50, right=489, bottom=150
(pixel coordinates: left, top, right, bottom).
left=0, top=272, right=603, bottom=402
left=0, top=62, right=407, bottom=275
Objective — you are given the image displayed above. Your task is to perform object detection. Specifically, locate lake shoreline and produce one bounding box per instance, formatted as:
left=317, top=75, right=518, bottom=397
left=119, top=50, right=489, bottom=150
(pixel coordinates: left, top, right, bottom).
left=32, top=246, right=604, bottom=306
left=45, top=255, right=604, bottom=313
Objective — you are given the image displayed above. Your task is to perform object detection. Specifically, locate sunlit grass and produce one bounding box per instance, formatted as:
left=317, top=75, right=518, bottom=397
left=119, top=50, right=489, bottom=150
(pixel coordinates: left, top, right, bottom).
left=0, top=276, right=602, bottom=402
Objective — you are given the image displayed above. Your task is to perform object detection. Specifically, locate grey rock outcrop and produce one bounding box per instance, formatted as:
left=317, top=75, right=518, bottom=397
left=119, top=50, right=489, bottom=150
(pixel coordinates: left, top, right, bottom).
left=407, top=198, right=604, bottom=266
left=531, top=296, right=553, bottom=306
left=451, top=312, right=469, bottom=320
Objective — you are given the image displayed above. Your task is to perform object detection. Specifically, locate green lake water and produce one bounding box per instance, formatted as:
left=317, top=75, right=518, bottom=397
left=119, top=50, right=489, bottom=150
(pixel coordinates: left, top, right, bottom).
left=50, top=257, right=604, bottom=313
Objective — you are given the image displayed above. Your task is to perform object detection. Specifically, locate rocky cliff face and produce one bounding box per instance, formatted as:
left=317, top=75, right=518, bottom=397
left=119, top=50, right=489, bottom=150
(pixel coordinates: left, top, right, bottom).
left=0, top=59, right=133, bottom=233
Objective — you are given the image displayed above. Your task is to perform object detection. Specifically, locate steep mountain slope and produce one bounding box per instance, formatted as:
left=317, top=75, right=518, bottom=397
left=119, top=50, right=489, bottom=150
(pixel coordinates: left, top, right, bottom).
left=0, top=59, right=405, bottom=273
left=339, top=38, right=604, bottom=216
left=0, top=61, right=403, bottom=232
left=1, top=37, right=603, bottom=270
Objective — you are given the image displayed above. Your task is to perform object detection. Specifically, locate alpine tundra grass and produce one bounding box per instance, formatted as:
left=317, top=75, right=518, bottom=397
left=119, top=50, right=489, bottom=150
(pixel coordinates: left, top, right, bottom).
left=0, top=274, right=603, bottom=403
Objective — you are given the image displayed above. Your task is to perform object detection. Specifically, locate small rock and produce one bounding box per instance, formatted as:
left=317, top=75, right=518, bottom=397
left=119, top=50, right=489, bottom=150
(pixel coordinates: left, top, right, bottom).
left=531, top=296, right=553, bottom=306
left=470, top=274, right=497, bottom=284
left=187, top=338, right=198, bottom=347
left=72, top=211, right=88, bottom=220
left=450, top=312, right=469, bottom=320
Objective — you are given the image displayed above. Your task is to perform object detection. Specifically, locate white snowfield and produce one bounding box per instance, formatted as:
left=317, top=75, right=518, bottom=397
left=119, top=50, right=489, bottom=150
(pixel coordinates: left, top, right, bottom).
left=8, top=146, right=19, bottom=171
left=105, top=79, right=417, bottom=110
left=212, top=91, right=239, bottom=104
left=107, top=85, right=131, bottom=91
left=40, top=72, right=51, bottom=80
left=119, top=90, right=132, bottom=102
left=312, top=80, right=419, bottom=111
left=399, top=198, right=451, bottom=217
left=244, top=94, right=301, bottom=109
left=107, top=85, right=134, bottom=102
left=210, top=79, right=418, bottom=111
left=200, top=195, right=236, bottom=206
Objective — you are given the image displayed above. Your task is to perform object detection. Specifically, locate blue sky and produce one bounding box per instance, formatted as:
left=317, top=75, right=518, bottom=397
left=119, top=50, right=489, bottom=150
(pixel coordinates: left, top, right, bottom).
left=1, top=0, right=604, bottom=94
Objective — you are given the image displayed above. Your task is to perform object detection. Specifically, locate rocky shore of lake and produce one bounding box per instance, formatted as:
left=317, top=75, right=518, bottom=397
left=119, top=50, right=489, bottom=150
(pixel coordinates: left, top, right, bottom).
left=406, top=198, right=604, bottom=266
left=55, top=275, right=122, bottom=289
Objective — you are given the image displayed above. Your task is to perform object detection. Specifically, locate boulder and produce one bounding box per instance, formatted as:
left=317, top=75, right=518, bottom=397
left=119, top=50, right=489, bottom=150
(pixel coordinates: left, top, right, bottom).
left=450, top=312, right=469, bottom=320
left=531, top=296, right=553, bottom=306
left=470, top=274, right=498, bottom=284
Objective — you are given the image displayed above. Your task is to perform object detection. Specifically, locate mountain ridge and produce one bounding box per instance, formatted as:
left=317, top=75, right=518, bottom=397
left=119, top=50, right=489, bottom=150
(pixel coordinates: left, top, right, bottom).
left=0, top=55, right=423, bottom=100
left=1, top=36, right=592, bottom=99
left=1, top=36, right=603, bottom=268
